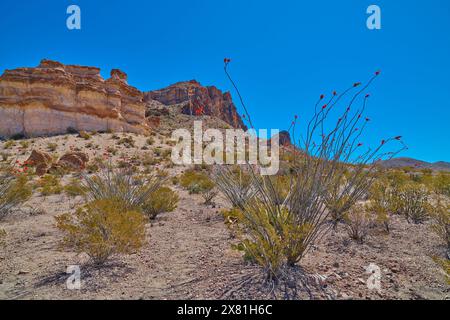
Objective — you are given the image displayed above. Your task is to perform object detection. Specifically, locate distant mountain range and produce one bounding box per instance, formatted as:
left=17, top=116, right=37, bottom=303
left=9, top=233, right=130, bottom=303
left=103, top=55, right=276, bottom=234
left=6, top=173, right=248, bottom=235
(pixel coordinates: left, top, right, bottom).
left=379, top=157, right=450, bottom=171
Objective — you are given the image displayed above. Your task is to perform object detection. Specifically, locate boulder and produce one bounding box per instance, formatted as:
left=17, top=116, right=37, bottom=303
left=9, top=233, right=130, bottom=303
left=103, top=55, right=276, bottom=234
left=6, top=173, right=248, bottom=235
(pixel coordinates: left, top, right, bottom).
left=26, top=150, right=52, bottom=176
left=57, top=152, right=89, bottom=171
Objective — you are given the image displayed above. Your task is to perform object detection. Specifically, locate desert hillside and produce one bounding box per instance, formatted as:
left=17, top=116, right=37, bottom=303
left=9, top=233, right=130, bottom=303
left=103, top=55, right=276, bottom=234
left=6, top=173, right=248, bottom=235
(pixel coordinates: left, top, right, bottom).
left=0, top=126, right=449, bottom=300
left=0, top=60, right=449, bottom=301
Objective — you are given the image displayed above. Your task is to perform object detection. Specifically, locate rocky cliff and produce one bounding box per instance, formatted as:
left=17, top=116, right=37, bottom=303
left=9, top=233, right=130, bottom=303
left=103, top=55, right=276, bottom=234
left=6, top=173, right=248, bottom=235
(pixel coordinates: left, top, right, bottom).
left=145, top=80, right=247, bottom=130
left=0, top=59, right=148, bottom=138
left=0, top=60, right=247, bottom=138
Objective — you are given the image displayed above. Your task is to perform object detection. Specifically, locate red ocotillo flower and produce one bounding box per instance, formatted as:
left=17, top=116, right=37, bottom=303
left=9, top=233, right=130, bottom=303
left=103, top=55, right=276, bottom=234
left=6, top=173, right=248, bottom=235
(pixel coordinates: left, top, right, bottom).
left=365, top=94, right=370, bottom=98
left=365, top=117, right=370, bottom=122
left=294, top=115, right=298, bottom=119
left=322, top=104, right=327, bottom=109
left=346, top=107, right=351, bottom=112
left=395, top=136, right=402, bottom=140
left=353, top=82, right=362, bottom=87
left=332, top=90, right=337, bottom=96
left=224, top=58, right=231, bottom=63
left=357, top=143, right=363, bottom=147
left=358, top=114, right=362, bottom=119
left=320, top=94, right=325, bottom=100
left=375, top=70, right=381, bottom=76
left=381, top=139, right=385, bottom=145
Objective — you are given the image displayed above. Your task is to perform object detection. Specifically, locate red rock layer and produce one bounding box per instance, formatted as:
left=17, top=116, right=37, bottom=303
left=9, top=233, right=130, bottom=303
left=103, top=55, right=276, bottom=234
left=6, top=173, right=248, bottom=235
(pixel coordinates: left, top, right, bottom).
left=145, top=80, right=247, bottom=130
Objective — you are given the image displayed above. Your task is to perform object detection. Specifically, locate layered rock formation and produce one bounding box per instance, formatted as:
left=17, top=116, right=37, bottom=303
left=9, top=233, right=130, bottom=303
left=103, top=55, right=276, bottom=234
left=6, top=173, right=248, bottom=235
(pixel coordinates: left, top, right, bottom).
left=0, top=60, right=246, bottom=138
left=0, top=59, right=148, bottom=138
left=145, top=80, right=247, bottom=130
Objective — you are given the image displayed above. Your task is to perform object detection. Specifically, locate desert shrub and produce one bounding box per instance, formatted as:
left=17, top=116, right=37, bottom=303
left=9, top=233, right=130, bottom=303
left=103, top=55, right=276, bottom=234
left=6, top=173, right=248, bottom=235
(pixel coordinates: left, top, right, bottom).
left=386, top=170, right=410, bottom=188
left=201, top=186, right=218, bottom=205
left=19, top=140, right=30, bottom=149
left=82, top=165, right=162, bottom=211
left=0, top=228, right=6, bottom=246
left=325, top=176, right=354, bottom=226
left=106, top=146, right=118, bottom=156
left=64, top=178, right=86, bottom=197
left=46, top=142, right=58, bottom=152
left=430, top=199, right=450, bottom=253
left=117, top=136, right=135, bottom=148
left=397, top=183, right=430, bottom=224
left=213, top=166, right=255, bottom=209
left=141, top=187, right=179, bottom=219
left=55, top=199, right=146, bottom=265
left=146, top=137, right=155, bottom=145
left=3, top=140, right=16, bottom=149
left=344, top=204, right=374, bottom=243
left=180, top=170, right=213, bottom=194
left=0, top=152, right=9, bottom=162
left=433, top=257, right=450, bottom=284
left=0, top=172, right=32, bottom=220
left=433, top=172, right=450, bottom=197
left=78, top=131, right=92, bottom=140
left=216, top=65, right=408, bottom=280
left=171, top=176, right=179, bottom=185
left=366, top=179, right=396, bottom=232
left=231, top=202, right=308, bottom=280
left=37, top=174, right=63, bottom=196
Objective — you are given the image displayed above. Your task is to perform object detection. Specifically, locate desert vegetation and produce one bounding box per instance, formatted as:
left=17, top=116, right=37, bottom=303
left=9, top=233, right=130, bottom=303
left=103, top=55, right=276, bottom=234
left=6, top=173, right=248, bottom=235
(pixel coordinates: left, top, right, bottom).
left=0, top=69, right=448, bottom=299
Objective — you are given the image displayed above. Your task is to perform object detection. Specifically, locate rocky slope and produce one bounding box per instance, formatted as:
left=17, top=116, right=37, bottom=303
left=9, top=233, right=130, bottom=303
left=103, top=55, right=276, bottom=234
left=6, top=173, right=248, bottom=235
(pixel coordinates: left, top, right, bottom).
left=145, top=80, right=247, bottom=130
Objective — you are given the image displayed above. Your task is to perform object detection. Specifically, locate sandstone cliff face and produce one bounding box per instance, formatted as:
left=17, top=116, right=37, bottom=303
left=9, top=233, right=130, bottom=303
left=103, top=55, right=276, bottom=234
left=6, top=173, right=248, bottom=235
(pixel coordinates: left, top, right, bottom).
left=145, top=80, right=247, bottom=130
left=0, top=60, right=147, bottom=138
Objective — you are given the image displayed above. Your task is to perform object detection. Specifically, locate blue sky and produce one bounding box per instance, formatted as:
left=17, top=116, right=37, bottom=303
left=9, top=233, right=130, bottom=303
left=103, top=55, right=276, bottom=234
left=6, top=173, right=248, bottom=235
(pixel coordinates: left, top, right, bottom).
left=1, top=0, right=449, bottom=162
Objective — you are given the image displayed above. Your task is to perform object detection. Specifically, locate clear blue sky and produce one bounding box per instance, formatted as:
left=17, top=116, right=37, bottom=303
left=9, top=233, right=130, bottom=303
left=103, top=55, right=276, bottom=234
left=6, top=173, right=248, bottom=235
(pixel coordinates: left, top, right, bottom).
left=1, top=0, right=449, bottom=162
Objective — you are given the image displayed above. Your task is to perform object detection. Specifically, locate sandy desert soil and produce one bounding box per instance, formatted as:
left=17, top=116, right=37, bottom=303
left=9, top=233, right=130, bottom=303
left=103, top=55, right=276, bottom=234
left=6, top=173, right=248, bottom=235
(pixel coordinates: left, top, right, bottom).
left=0, top=131, right=449, bottom=300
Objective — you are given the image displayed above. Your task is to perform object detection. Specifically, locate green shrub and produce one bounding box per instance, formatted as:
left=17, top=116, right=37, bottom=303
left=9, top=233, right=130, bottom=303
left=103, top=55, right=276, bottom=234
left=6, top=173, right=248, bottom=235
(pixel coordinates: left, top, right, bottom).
left=117, top=136, right=135, bottom=148
left=78, top=131, right=92, bottom=140
left=433, top=173, right=450, bottom=197
left=0, top=228, right=6, bottom=246
left=433, top=257, right=450, bottom=285
left=366, top=179, right=396, bottom=232
left=82, top=165, right=161, bottom=211
left=397, top=183, right=430, bottom=224
left=37, top=174, right=63, bottom=196
left=180, top=170, right=214, bottom=194
left=344, top=204, right=373, bottom=244
left=146, top=137, right=155, bottom=146
left=64, top=178, right=86, bottom=197
left=46, top=142, right=58, bottom=152
left=141, top=187, right=179, bottom=219
left=56, top=199, right=146, bottom=265
left=230, top=201, right=311, bottom=280
left=19, top=140, right=30, bottom=149
left=431, top=199, right=450, bottom=252
left=3, top=140, right=16, bottom=149
left=0, top=172, right=32, bottom=220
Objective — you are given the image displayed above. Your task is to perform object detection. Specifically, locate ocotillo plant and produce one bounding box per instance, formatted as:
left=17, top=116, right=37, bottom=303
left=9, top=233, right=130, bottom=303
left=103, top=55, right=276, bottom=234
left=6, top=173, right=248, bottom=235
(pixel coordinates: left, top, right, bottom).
left=216, top=60, right=407, bottom=280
